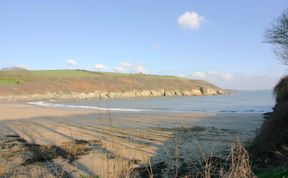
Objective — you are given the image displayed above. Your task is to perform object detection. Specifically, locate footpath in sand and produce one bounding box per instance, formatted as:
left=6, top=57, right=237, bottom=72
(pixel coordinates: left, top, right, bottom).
left=0, top=103, right=263, bottom=177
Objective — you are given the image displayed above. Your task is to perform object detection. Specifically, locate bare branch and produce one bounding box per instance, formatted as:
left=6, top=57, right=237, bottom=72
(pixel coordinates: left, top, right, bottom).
left=265, top=8, right=288, bottom=65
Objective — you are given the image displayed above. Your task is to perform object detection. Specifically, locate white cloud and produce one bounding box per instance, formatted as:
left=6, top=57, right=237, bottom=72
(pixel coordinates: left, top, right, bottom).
left=16, top=64, right=31, bottom=70
left=114, top=63, right=148, bottom=74
left=95, top=64, right=107, bottom=71
left=178, top=11, right=205, bottom=30
left=222, top=73, right=234, bottom=81
left=192, top=71, right=234, bottom=81
left=114, top=65, right=127, bottom=73
left=152, top=43, right=160, bottom=49
left=66, top=59, right=77, bottom=66
left=192, top=72, right=207, bottom=79
left=207, top=71, right=234, bottom=81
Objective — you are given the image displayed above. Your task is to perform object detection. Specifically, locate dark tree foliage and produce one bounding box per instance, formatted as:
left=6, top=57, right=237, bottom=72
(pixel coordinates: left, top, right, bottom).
left=265, top=9, right=288, bottom=64
left=274, top=75, right=288, bottom=103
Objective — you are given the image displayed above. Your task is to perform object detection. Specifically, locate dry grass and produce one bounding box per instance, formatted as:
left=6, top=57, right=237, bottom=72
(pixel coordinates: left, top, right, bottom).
left=176, top=136, right=256, bottom=178
left=1, top=129, right=256, bottom=178
left=121, top=134, right=255, bottom=178
left=220, top=140, right=256, bottom=178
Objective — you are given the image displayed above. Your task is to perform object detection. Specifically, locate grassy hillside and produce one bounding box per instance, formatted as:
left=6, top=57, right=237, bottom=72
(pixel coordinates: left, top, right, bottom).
left=0, top=69, right=222, bottom=96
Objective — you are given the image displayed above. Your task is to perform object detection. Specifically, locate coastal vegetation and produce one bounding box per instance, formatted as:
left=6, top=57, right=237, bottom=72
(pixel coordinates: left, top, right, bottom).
left=250, top=8, right=288, bottom=177
left=0, top=69, right=224, bottom=101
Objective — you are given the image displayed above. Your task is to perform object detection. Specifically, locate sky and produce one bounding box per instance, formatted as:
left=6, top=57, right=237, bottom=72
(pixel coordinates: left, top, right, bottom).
left=0, top=0, right=287, bottom=90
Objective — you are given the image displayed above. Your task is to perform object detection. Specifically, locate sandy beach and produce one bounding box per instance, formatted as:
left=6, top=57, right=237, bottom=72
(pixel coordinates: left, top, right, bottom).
left=0, top=103, right=100, bottom=121
left=0, top=103, right=263, bottom=177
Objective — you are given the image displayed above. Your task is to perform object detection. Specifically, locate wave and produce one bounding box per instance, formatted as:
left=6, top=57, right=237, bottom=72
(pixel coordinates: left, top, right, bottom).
left=27, top=101, right=272, bottom=113
left=27, top=101, right=150, bottom=112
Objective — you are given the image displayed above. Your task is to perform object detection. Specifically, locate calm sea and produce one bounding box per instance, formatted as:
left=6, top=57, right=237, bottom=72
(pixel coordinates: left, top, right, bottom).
left=29, top=90, right=275, bottom=113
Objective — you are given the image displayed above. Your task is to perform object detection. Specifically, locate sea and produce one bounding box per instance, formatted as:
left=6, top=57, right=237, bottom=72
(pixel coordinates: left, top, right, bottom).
left=28, top=90, right=275, bottom=113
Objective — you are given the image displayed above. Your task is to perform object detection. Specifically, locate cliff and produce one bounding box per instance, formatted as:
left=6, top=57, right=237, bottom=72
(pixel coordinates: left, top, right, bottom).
left=0, top=70, right=225, bottom=101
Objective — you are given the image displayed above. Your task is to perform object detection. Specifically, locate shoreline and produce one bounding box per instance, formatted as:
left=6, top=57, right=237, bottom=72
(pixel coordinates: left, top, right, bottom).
left=0, top=102, right=259, bottom=121
left=0, top=102, right=264, bottom=127
left=27, top=100, right=270, bottom=114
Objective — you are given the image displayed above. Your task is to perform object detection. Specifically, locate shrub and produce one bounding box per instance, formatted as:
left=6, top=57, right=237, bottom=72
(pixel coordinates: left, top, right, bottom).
left=274, top=75, right=288, bottom=103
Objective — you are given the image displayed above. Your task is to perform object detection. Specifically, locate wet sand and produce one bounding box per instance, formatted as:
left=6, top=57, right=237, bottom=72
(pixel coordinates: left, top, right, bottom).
left=0, top=103, right=99, bottom=121
left=0, top=103, right=264, bottom=177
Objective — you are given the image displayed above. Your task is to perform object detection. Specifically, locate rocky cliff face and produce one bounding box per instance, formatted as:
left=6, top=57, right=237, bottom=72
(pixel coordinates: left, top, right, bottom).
left=0, top=88, right=225, bottom=101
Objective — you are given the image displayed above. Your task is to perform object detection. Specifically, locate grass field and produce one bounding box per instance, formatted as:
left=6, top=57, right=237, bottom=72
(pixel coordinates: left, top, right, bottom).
left=0, top=78, right=20, bottom=85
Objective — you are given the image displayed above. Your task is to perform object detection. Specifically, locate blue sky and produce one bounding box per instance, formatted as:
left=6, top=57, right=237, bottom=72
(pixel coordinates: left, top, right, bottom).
left=0, top=0, right=287, bottom=90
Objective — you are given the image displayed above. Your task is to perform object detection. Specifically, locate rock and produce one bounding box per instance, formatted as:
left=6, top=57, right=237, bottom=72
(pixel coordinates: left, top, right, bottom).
left=121, top=90, right=137, bottom=98
left=201, top=88, right=218, bottom=95
left=150, top=90, right=163, bottom=97
left=139, top=90, right=152, bottom=97
left=0, top=87, right=225, bottom=102
left=164, top=90, right=174, bottom=97
left=191, top=89, right=202, bottom=96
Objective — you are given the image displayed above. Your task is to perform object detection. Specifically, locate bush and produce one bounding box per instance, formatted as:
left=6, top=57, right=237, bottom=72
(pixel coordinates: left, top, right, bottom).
left=251, top=78, right=288, bottom=167
left=274, top=75, right=288, bottom=103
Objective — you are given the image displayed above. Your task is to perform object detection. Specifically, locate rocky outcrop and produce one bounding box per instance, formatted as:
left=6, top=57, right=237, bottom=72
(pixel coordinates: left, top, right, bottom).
left=0, top=88, right=225, bottom=102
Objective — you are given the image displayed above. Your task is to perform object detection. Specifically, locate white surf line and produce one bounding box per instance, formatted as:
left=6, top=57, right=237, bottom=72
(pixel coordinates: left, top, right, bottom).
left=27, top=101, right=151, bottom=112
left=27, top=101, right=268, bottom=114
